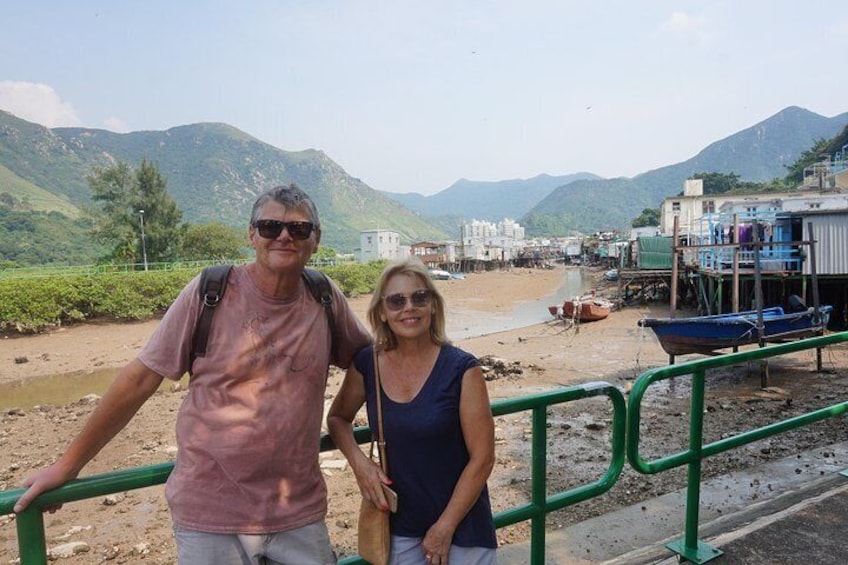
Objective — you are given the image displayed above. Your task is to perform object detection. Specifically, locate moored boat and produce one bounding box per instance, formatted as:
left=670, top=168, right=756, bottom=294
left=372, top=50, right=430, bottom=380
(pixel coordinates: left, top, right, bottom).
left=638, top=302, right=832, bottom=356
left=548, top=295, right=612, bottom=322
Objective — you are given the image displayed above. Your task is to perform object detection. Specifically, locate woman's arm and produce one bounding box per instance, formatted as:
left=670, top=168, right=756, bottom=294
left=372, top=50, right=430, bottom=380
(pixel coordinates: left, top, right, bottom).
left=14, top=359, right=164, bottom=512
left=422, top=365, right=496, bottom=561
left=327, top=364, right=393, bottom=511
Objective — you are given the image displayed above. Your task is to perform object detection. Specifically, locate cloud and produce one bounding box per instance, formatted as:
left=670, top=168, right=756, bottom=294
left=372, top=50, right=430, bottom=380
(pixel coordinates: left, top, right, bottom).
left=103, top=116, right=130, bottom=133
left=660, top=11, right=709, bottom=41
left=0, top=81, right=84, bottom=128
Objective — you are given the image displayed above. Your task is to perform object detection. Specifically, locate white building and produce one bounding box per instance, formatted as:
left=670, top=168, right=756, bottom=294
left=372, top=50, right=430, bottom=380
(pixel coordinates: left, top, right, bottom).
left=459, top=218, right=525, bottom=261
left=359, top=229, right=402, bottom=262
left=660, top=179, right=847, bottom=237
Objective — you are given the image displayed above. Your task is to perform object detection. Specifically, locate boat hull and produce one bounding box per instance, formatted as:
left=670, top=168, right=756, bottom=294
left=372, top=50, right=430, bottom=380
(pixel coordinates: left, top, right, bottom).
left=549, top=298, right=611, bottom=322
left=638, top=306, right=832, bottom=356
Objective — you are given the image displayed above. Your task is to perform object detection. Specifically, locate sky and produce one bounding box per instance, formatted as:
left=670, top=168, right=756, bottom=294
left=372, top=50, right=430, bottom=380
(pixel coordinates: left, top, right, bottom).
left=2, top=1, right=847, bottom=196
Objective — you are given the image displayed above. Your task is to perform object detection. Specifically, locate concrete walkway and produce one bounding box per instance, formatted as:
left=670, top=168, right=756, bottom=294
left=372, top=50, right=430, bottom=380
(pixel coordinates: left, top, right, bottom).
left=496, top=441, right=848, bottom=564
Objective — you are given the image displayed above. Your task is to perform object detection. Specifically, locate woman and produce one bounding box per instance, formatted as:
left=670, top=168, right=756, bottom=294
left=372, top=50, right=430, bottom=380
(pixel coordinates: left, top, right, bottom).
left=328, top=257, right=497, bottom=565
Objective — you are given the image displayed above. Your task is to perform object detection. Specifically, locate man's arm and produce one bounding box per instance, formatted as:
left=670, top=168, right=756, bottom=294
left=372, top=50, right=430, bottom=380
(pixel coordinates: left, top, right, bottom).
left=14, top=359, right=164, bottom=513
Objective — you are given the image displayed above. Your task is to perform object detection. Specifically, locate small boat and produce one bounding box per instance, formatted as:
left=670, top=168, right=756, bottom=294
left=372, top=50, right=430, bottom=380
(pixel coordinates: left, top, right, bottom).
left=548, top=295, right=612, bottom=322
left=638, top=301, right=833, bottom=356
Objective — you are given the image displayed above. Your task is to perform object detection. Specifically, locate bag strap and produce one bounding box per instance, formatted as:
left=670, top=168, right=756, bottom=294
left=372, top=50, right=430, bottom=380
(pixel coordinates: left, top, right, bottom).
left=191, top=264, right=233, bottom=365
left=372, top=347, right=387, bottom=473
left=302, top=267, right=337, bottom=354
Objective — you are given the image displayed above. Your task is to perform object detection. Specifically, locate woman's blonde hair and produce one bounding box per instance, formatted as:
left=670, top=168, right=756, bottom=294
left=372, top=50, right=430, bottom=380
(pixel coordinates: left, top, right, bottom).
left=367, top=257, right=449, bottom=350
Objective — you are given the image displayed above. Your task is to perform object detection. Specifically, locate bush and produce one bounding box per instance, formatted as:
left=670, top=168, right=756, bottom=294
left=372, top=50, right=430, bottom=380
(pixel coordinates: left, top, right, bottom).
left=0, top=270, right=196, bottom=334
left=0, top=262, right=385, bottom=334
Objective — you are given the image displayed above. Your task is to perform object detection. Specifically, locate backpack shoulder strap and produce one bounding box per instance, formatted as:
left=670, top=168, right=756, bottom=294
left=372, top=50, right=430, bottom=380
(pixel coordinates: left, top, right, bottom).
left=191, top=264, right=233, bottom=365
left=302, top=267, right=337, bottom=351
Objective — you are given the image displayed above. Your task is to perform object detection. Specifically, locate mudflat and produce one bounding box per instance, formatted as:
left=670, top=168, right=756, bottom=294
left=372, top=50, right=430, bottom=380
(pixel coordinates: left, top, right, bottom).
left=2, top=265, right=847, bottom=563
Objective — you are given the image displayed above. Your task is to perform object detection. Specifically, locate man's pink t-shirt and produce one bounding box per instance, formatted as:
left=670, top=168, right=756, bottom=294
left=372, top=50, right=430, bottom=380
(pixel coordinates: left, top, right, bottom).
left=138, top=265, right=370, bottom=534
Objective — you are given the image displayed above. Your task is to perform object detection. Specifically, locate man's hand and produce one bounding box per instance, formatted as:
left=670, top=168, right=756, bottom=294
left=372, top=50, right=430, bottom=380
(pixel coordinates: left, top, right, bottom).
left=14, top=462, right=77, bottom=513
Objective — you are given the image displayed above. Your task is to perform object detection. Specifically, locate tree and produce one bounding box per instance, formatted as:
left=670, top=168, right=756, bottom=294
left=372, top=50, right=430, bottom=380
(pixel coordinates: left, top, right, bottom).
left=135, top=159, right=184, bottom=262
left=784, top=125, right=848, bottom=187
left=87, top=159, right=184, bottom=265
left=312, top=244, right=339, bottom=264
left=631, top=208, right=660, bottom=228
left=178, top=222, right=248, bottom=261
left=783, top=139, right=830, bottom=187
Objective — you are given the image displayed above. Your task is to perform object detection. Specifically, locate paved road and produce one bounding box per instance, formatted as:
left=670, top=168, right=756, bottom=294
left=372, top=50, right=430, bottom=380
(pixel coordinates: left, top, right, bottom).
left=496, top=441, right=848, bottom=564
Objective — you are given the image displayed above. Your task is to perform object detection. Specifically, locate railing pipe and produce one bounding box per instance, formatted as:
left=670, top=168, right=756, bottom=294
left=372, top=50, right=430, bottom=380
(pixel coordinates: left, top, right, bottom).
left=627, top=331, right=848, bottom=563
left=3, top=383, right=625, bottom=565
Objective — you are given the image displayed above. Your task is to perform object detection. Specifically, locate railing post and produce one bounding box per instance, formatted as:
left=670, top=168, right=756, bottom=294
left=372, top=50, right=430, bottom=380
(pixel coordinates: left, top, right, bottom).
left=530, top=405, right=548, bottom=565
left=666, top=367, right=724, bottom=564
left=16, top=507, right=48, bottom=565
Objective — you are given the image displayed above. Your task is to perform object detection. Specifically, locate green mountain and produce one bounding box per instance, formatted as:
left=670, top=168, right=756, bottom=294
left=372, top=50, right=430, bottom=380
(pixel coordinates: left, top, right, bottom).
left=2, top=105, right=845, bottom=262
left=520, top=106, right=848, bottom=235
left=0, top=111, right=445, bottom=252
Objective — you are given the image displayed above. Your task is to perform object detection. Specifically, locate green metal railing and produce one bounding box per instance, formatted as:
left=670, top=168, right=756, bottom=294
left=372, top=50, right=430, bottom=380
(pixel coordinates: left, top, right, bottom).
left=0, top=382, right=626, bottom=565
left=626, top=331, right=848, bottom=564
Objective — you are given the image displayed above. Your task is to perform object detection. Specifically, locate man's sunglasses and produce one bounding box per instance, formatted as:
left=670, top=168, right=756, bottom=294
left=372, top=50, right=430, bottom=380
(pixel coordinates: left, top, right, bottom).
left=382, top=289, right=433, bottom=312
left=253, top=220, right=316, bottom=240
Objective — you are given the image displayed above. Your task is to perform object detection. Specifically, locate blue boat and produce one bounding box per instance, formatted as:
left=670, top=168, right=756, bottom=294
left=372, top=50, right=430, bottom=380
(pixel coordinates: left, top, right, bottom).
left=638, top=301, right=832, bottom=356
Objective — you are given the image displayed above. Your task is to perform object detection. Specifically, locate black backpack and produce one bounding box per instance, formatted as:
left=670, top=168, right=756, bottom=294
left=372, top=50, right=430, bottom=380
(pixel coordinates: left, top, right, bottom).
left=190, top=265, right=336, bottom=368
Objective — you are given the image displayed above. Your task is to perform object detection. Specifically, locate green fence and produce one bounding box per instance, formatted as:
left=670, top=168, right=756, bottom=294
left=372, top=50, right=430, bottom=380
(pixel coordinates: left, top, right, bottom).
left=0, top=382, right=627, bottom=565
left=4, top=332, right=847, bottom=564
left=626, top=331, right=848, bottom=564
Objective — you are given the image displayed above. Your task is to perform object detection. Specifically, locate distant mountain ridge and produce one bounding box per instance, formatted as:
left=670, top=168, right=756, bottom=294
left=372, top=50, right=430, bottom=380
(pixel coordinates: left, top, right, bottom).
left=380, top=106, right=848, bottom=237
left=0, top=111, right=445, bottom=251
left=1, top=106, right=846, bottom=254
left=383, top=172, right=602, bottom=221
left=521, top=106, right=848, bottom=235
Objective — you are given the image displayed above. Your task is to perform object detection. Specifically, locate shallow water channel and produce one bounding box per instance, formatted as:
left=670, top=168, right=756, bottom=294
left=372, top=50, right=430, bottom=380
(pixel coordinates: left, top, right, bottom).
left=1, top=267, right=591, bottom=409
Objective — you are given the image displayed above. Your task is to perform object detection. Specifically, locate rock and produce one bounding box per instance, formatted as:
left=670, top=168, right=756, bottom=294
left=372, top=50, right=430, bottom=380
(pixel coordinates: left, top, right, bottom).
left=131, top=542, right=150, bottom=555
left=101, top=546, right=120, bottom=560
left=55, top=525, right=92, bottom=540
left=48, top=541, right=90, bottom=558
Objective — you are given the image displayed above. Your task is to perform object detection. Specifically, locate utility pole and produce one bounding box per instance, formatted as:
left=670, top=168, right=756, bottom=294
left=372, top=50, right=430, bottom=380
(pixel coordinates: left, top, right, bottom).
left=139, top=209, right=149, bottom=271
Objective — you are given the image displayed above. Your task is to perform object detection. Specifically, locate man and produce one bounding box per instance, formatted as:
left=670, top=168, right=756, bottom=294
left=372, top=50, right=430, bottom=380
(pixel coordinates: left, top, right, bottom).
left=15, top=184, right=371, bottom=564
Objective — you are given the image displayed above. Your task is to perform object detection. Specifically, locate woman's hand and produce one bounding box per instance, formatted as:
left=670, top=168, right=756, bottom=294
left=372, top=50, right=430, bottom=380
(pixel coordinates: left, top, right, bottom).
left=351, top=456, right=393, bottom=512
left=421, top=521, right=455, bottom=565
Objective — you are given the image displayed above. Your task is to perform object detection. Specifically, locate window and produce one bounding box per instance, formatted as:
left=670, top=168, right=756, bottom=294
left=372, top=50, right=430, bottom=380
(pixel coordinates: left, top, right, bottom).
left=672, top=201, right=681, bottom=213
left=702, top=200, right=715, bottom=214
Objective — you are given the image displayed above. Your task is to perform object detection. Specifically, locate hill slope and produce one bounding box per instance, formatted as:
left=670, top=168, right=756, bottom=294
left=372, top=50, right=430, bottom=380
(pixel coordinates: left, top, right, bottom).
left=521, top=106, right=848, bottom=235
left=0, top=112, right=445, bottom=252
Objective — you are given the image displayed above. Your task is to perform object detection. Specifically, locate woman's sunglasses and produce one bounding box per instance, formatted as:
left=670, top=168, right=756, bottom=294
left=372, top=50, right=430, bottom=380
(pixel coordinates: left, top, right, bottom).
left=253, top=220, right=315, bottom=240
left=382, top=289, right=433, bottom=312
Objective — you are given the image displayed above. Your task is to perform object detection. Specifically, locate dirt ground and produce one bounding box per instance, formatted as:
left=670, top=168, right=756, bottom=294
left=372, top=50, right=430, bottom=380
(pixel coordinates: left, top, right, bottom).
left=2, top=266, right=848, bottom=563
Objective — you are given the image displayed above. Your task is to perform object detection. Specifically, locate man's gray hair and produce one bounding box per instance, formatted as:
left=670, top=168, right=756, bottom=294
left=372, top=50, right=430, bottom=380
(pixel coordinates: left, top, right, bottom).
left=250, top=183, right=320, bottom=228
